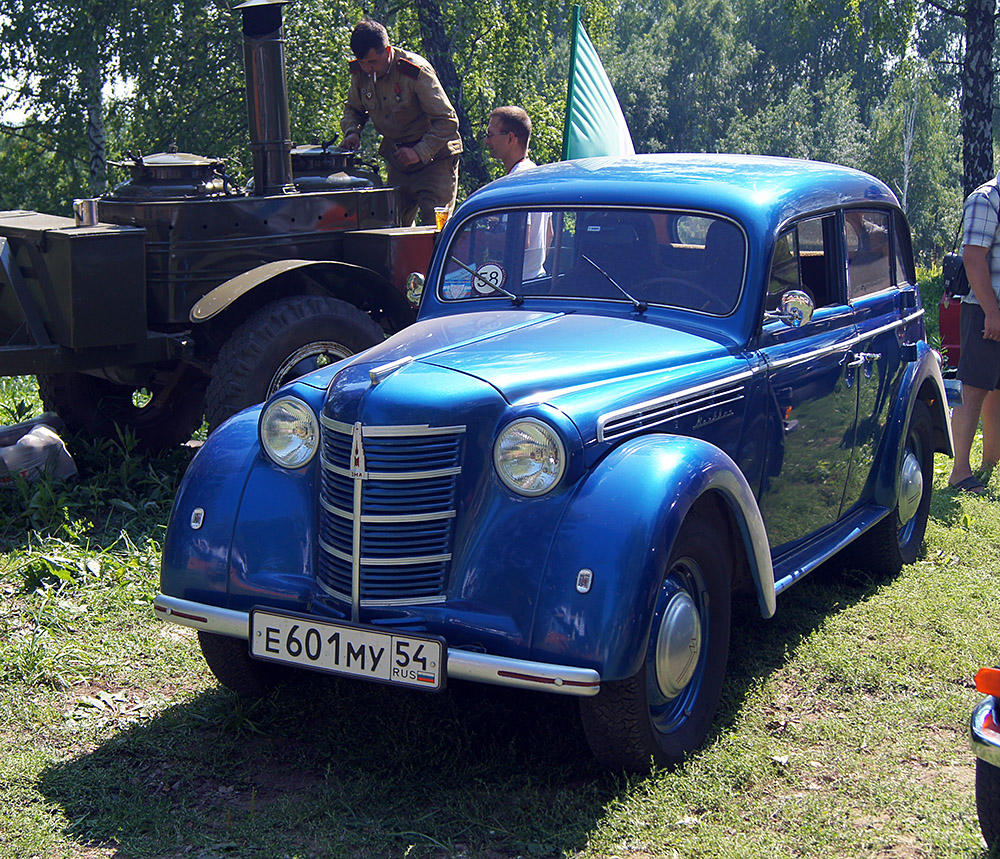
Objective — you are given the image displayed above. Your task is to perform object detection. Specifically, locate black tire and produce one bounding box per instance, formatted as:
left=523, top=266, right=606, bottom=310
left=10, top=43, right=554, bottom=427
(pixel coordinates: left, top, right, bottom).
left=978, top=757, right=1000, bottom=849
left=37, top=366, right=207, bottom=452
left=198, top=631, right=289, bottom=699
left=849, top=399, right=933, bottom=578
left=579, top=510, right=732, bottom=772
left=205, top=295, right=383, bottom=431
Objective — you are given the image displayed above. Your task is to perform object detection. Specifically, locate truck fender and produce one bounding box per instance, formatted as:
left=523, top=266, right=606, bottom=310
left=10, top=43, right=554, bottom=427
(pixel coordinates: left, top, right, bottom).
left=530, top=434, right=775, bottom=682
left=871, top=343, right=953, bottom=510
left=189, top=259, right=416, bottom=330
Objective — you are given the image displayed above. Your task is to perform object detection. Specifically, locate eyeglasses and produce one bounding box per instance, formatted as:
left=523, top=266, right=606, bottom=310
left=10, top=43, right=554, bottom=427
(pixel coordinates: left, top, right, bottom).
left=483, top=130, right=509, bottom=138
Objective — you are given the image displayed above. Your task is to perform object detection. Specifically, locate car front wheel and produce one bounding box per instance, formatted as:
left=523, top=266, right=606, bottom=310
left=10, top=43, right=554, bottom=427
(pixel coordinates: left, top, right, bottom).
left=579, top=510, right=732, bottom=772
left=198, top=631, right=289, bottom=699
left=978, top=757, right=1000, bottom=849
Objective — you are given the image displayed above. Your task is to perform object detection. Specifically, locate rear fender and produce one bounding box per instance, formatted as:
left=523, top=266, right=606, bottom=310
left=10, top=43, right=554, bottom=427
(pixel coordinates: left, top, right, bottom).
left=871, top=344, right=952, bottom=509
left=531, top=434, right=774, bottom=681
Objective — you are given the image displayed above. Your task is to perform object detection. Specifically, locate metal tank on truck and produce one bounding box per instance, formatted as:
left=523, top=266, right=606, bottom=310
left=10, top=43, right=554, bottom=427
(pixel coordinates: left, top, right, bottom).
left=0, top=0, right=433, bottom=450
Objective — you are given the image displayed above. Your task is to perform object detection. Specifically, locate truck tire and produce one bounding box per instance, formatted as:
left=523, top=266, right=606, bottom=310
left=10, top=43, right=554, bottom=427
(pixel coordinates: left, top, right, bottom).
left=205, top=295, right=384, bottom=431
left=579, top=510, right=732, bottom=772
left=37, top=369, right=207, bottom=452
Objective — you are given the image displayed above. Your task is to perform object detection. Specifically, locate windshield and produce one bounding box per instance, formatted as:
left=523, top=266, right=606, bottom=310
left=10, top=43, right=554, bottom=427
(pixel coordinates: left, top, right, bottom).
left=439, top=208, right=746, bottom=315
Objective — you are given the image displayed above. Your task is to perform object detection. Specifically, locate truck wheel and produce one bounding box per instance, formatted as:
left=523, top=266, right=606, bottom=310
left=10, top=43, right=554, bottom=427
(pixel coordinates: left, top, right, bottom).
left=848, top=399, right=933, bottom=578
left=37, top=368, right=207, bottom=452
left=579, top=510, right=732, bottom=772
left=206, top=295, right=383, bottom=431
left=198, top=631, right=289, bottom=699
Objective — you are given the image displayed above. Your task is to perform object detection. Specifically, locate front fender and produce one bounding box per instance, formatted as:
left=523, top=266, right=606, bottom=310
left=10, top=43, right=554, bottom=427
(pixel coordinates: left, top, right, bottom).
left=530, top=434, right=774, bottom=682
left=159, top=408, right=261, bottom=605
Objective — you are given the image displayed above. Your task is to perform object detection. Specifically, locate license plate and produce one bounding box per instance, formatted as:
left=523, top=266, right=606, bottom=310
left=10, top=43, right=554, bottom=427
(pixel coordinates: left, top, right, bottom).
left=250, top=609, right=445, bottom=691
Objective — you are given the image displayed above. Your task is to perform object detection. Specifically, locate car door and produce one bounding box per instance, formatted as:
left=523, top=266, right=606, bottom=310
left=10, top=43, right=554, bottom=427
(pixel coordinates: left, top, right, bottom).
left=839, top=207, right=915, bottom=512
left=757, top=214, right=860, bottom=550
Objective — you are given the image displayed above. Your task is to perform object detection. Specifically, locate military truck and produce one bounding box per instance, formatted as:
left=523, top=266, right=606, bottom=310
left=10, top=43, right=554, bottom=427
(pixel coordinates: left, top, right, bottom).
left=0, top=0, right=433, bottom=450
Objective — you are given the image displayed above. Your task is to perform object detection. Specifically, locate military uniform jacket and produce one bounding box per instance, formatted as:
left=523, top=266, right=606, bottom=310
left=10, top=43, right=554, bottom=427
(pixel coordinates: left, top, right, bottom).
left=341, top=47, right=463, bottom=167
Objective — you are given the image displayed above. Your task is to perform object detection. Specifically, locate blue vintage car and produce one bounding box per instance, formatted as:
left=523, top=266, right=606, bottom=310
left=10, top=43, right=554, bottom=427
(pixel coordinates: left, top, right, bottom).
left=155, top=153, right=953, bottom=772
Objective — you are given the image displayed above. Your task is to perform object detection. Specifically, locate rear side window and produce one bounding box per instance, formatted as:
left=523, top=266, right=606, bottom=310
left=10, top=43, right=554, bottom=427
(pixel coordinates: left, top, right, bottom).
left=845, top=210, right=892, bottom=299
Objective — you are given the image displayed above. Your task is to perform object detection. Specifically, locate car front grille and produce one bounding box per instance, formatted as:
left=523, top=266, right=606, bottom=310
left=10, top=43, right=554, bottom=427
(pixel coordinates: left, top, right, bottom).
left=318, top=417, right=465, bottom=606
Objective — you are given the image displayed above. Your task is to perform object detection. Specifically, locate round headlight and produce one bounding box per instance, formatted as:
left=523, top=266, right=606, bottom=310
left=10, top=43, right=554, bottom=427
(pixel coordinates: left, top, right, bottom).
left=260, top=397, right=319, bottom=468
left=493, top=418, right=566, bottom=496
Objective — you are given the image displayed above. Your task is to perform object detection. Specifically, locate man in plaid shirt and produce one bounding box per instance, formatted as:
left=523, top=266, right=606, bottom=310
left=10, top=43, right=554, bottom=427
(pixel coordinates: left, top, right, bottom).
left=948, top=177, right=1000, bottom=493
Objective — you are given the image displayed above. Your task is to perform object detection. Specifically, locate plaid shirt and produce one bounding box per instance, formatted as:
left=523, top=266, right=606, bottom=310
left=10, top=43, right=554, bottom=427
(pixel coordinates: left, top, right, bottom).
left=962, top=177, right=1000, bottom=304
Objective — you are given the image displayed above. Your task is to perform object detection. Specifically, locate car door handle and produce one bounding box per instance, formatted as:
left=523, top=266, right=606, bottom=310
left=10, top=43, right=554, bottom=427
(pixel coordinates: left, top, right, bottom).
left=844, top=351, right=880, bottom=369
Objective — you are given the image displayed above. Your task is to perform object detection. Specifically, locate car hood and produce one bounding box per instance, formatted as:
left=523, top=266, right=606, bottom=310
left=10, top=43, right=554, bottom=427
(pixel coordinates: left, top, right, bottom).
left=350, top=309, right=737, bottom=407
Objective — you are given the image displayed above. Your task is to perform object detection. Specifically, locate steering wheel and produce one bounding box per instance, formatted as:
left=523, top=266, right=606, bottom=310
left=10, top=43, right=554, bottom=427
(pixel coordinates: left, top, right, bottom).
left=633, top=276, right=720, bottom=311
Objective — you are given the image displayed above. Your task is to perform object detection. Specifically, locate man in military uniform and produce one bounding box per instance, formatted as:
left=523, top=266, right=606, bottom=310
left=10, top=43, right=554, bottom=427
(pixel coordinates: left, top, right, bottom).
left=340, top=20, right=462, bottom=227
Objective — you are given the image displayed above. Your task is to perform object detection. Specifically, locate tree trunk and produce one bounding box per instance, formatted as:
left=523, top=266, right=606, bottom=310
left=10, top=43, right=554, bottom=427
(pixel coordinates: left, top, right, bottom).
left=410, top=0, right=491, bottom=190
left=961, top=0, right=995, bottom=196
left=83, top=62, right=107, bottom=196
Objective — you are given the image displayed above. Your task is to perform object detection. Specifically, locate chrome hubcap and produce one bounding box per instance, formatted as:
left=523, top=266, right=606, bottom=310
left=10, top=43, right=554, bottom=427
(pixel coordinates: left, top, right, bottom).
left=654, top=591, right=702, bottom=699
left=898, top=450, right=923, bottom=526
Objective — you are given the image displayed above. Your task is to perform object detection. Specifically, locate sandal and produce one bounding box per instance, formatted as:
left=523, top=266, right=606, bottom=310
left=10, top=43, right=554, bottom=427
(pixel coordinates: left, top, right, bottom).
left=948, top=475, right=987, bottom=494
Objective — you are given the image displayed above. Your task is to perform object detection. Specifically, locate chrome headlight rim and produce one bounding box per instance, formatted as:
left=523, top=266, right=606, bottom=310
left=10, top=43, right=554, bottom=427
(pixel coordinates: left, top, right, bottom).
left=259, top=396, right=320, bottom=469
left=493, top=417, right=567, bottom=497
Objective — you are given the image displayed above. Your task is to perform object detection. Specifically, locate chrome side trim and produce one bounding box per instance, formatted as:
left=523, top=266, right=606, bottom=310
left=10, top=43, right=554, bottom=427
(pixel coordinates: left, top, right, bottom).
left=972, top=696, right=1000, bottom=767
left=153, top=595, right=600, bottom=697
left=598, top=370, right=754, bottom=443
left=763, top=315, right=912, bottom=373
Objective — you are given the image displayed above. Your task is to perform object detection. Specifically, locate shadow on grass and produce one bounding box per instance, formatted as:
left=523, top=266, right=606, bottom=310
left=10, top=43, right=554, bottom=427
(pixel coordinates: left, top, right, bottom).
left=34, top=558, right=912, bottom=858
left=38, top=676, right=615, bottom=858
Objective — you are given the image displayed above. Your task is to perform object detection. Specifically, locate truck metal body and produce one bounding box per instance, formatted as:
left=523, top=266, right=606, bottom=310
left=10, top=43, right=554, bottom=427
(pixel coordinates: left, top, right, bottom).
left=0, top=0, right=432, bottom=448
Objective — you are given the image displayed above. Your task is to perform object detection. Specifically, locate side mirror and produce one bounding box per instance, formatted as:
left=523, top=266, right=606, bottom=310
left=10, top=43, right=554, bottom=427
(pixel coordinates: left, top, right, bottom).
left=405, top=272, right=425, bottom=308
left=765, top=289, right=815, bottom=328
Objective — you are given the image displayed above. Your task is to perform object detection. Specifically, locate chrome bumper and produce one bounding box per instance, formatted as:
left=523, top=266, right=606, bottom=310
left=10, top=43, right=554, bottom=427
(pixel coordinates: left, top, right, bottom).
left=154, top=594, right=601, bottom=697
left=971, top=696, right=1000, bottom=767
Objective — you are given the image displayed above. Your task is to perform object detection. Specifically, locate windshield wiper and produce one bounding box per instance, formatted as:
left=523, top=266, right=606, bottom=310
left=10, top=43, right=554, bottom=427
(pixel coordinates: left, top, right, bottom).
left=581, top=254, right=647, bottom=313
left=449, top=257, right=523, bottom=305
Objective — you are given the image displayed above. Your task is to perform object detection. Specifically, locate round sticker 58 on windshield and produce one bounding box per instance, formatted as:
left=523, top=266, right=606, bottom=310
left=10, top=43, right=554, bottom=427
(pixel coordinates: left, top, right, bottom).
left=474, top=263, right=506, bottom=294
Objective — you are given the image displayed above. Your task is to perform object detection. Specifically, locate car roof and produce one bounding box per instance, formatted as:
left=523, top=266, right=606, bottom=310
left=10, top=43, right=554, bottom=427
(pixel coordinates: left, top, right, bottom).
left=461, top=153, right=900, bottom=233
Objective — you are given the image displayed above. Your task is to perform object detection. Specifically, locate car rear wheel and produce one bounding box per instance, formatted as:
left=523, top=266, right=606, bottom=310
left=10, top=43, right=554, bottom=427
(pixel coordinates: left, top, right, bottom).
left=579, top=510, right=732, bottom=772
left=205, top=295, right=384, bottom=431
left=977, top=757, right=1000, bottom=848
left=849, top=399, right=933, bottom=578
left=198, top=631, right=289, bottom=699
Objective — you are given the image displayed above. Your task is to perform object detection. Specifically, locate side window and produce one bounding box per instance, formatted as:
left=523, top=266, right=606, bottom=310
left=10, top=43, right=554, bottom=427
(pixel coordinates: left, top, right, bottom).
left=892, top=210, right=916, bottom=286
left=845, top=209, right=892, bottom=299
left=766, top=215, right=834, bottom=311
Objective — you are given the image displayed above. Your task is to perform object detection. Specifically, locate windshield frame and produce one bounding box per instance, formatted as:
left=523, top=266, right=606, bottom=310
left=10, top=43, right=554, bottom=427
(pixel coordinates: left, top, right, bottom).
left=434, top=204, right=749, bottom=318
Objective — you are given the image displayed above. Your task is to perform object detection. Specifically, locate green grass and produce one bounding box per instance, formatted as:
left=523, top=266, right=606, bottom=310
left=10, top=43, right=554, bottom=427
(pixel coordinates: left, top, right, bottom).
left=1, top=371, right=998, bottom=858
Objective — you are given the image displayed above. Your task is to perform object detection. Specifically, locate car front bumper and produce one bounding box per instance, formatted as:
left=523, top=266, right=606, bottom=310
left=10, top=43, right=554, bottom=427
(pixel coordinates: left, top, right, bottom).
left=972, top=696, right=1000, bottom=767
left=154, top=594, right=601, bottom=697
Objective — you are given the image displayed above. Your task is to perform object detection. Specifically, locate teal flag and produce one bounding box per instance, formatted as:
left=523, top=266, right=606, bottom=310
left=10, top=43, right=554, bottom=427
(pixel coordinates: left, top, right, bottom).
left=561, top=6, right=635, bottom=160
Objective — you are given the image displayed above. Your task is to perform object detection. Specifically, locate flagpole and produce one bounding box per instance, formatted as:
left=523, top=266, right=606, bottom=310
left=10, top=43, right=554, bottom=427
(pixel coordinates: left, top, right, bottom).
left=561, top=4, right=582, bottom=161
